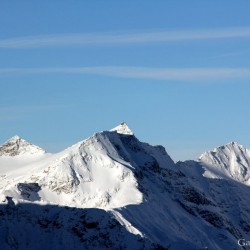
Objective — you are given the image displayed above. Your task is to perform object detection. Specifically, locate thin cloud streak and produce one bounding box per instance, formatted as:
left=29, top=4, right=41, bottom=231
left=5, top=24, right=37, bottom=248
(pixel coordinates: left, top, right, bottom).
left=1, top=27, right=250, bottom=48
left=1, top=67, right=250, bottom=81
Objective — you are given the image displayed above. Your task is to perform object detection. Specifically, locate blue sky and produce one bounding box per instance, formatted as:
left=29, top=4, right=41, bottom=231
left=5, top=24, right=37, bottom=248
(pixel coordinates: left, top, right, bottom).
left=1, top=1, right=250, bottom=161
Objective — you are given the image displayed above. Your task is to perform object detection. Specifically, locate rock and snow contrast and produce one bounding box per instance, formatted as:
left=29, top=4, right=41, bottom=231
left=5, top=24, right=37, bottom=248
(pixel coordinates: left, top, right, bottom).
left=1, top=122, right=250, bottom=249
left=0, top=135, right=45, bottom=157
left=110, top=122, right=134, bottom=135
left=199, top=141, right=250, bottom=184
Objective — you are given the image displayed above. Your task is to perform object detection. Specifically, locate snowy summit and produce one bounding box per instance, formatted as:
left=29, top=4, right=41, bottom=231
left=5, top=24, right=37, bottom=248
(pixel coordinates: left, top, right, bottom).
left=0, top=135, right=45, bottom=157
left=1, top=125, right=250, bottom=250
left=199, top=141, right=250, bottom=183
left=110, top=122, right=134, bottom=135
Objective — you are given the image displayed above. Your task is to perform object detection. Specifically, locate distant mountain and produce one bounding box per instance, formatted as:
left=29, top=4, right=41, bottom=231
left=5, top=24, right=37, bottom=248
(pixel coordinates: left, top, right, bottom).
left=0, top=135, right=45, bottom=157
left=199, top=141, right=250, bottom=184
left=0, top=123, right=250, bottom=249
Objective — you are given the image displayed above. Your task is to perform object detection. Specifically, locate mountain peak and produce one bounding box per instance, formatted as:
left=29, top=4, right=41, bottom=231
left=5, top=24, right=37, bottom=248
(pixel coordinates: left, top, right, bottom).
left=8, top=135, right=21, bottom=142
left=199, top=141, right=250, bottom=182
left=0, top=136, right=45, bottom=157
left=226, top=141, right=244, bottom=148
left=199, top=141, right=245, bottom=159
left=110, top=122, right=134, bottom=135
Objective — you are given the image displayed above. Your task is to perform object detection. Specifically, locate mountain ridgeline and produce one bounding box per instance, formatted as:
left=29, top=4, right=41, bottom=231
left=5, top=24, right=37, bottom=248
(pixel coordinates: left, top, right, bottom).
left=0, top=123, right=250, bottom=250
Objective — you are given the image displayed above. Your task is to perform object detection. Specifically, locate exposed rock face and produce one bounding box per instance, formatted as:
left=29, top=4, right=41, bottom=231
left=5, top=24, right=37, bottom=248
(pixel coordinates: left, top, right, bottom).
left=1, top=125, right=250, bottom=249
left=199, top=141, right=250, bottom=183
left=0, top=136, right=45, bottom=156
left=0, top=204, right=162, bottom=250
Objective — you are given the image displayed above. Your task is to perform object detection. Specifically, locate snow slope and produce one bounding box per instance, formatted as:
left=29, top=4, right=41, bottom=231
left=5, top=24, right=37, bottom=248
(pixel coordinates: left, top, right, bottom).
left=1, top=123, right=250, bottom=249
left=0, top=125, right=143, bottom=209
left=0, top=136, right=45, bottom=157
left=199, top=141, right=250, bottom=184
left=0, top=203, right=157, bottom=250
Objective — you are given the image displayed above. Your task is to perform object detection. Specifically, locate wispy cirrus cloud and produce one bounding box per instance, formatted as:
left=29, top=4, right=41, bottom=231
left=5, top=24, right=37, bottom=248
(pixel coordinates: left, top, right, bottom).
left=0, top=66, right=250, bottom=81
left=0, top=27, right=250, bottom=48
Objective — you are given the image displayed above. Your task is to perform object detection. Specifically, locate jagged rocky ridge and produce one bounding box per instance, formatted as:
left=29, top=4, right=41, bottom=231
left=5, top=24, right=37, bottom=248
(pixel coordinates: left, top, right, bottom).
left=199, top=141, right=250, bottom=184
left=0, top=123, right=250, bottom=250
left=0, top=136, right=45, bottom=156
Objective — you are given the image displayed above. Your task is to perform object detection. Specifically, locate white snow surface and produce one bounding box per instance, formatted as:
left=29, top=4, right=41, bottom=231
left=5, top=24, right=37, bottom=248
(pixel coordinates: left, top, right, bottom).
left=110, top=122, right=134, bottom=135
left=199, top=141, right=250, bottom=184
left=0, top=135, right=45, bottom=157
left=1, top=125, right=250, bottom=249
left=0, top=129, right=143, bottom=209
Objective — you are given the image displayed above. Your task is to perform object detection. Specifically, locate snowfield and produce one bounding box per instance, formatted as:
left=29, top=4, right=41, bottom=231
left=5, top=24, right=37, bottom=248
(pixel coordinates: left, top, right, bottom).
left=1, top=122, right=250, bottom=249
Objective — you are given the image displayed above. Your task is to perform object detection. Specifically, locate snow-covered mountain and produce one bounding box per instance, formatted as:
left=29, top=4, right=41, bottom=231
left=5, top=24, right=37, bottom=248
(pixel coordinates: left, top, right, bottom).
left=0, top=135, right=45, bottom=157
left=199, top=141, right=250, bottom=184
left=1, top=123, right=250, bottom=249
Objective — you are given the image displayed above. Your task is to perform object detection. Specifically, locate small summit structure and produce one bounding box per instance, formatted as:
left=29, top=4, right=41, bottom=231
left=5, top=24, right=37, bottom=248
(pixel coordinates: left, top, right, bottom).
left=110, top=122, right=134, bottom=135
